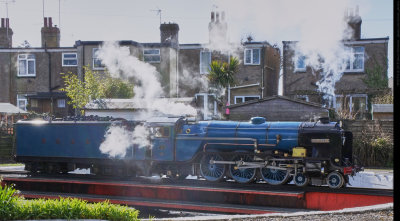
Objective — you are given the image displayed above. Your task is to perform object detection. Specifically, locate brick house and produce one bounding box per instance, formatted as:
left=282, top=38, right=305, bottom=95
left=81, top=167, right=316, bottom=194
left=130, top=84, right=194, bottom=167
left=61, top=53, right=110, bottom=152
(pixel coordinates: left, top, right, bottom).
left=1, top=11, right=279, bottom=120
left=282, top=8, right=389, bottom=119
left=0, top=17, right=77, bottom=117
left=75, top=11, right=280, bottom=120
left=74, top=38, right=179, bottom=99
left=178, top=11, right=280, bottom=119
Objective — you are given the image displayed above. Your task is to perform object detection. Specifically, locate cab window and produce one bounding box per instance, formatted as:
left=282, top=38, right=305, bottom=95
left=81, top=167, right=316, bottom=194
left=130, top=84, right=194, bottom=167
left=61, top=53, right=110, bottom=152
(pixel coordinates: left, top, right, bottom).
left=151, top=127, right=170, bottom=138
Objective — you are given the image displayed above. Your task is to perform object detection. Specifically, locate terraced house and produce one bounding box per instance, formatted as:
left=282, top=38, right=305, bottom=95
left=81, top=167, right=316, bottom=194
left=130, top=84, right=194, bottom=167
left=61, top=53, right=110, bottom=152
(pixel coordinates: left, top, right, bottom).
left=0, top=11, right=281, bottom=120
left=0, top=17, right=77, bottom=117
left=282, top=7, right=389, bottom=119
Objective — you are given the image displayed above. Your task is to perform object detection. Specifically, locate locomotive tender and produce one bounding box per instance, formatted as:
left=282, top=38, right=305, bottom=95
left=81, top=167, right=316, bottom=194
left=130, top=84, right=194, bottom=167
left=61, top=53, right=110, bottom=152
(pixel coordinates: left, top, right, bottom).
left=14, top=116, right=361, bottom=189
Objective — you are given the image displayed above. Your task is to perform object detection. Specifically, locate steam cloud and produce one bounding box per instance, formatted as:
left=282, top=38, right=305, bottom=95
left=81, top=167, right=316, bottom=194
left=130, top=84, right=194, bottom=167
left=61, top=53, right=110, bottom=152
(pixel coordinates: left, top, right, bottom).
left=96, top=42, right=196, bottom=157
left=215, top=0, right=363, bottom=104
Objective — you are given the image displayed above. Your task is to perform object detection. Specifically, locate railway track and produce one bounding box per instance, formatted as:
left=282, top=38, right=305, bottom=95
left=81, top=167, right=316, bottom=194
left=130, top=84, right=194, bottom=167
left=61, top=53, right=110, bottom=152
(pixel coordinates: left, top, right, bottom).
left=1, top=169, right=393, bottom=215
left=0, top=169, right=393, bottom=196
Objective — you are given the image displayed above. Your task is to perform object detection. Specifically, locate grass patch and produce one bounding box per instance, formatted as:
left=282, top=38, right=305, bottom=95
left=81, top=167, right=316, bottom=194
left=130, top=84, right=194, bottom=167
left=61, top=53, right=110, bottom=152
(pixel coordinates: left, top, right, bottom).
left=0, top=163, right=24, bottom=167
left=0, top=182, right=140, bottom=221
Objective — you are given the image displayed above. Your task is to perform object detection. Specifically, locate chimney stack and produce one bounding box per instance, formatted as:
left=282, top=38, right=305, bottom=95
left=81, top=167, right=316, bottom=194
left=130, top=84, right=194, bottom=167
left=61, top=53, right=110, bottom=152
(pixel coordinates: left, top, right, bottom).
left=160, top=23, right=179, bottom=47
left=41, top=17, right=60, bottom=48
left=344, top=6, right=362, bottom=40
left=208, top=10, right=228, bottom=44
left=0, top=17, right=13, bottom=48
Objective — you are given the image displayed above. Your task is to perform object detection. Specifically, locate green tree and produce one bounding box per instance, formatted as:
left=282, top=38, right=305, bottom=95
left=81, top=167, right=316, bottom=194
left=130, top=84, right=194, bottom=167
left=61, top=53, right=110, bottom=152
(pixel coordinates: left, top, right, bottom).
left=103, top=76, right=134, bottom=98
left=207, top=56, right=239, bottom=88
left=362, top=58, right=388, bottom=89
left=61, top=66, right=134, bottom=115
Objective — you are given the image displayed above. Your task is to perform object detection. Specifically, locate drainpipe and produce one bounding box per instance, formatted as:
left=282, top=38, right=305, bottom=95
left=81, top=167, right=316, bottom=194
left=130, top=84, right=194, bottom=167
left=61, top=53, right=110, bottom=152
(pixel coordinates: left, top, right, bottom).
left=176, top=47, right=179, bottom=97
left=261, top=45, right=265, bottom=98
left=227, top=51, right=231, bottom=106
left=45, top=43, right=53, bottom=117
left=227, top=85, right=230, bottom=106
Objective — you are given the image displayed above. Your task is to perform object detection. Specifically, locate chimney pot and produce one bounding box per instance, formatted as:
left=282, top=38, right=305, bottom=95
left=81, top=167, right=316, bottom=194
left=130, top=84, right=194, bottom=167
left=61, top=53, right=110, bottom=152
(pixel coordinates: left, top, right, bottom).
left=44, top=17, right=48, bottom=27
left=211, top=11, right=215, bottom=22
left=1, top=18, right=4, bottom=28
left=49, top=17, right=53, bottom=27
left=6, top=18, right=9, bottom=28
left=355, top=5, right=359, bottom=16
left=216, top=12, right=219, bottom=22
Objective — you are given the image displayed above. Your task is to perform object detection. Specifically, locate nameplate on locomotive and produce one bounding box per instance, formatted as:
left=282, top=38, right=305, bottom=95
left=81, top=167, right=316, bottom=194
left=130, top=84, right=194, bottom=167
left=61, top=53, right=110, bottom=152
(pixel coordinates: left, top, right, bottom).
left=311, top=138, right=330, bottom=143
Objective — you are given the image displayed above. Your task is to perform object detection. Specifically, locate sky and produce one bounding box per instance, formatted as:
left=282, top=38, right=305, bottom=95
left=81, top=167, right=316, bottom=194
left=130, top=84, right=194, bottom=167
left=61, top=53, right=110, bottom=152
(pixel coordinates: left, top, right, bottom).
left=2, top=0, right=393, bottom=78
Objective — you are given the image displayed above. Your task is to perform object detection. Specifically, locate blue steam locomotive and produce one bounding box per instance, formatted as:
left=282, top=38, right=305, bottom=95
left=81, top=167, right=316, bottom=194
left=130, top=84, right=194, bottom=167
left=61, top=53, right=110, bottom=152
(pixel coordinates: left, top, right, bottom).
left=14, top=116, right=361, bottom=189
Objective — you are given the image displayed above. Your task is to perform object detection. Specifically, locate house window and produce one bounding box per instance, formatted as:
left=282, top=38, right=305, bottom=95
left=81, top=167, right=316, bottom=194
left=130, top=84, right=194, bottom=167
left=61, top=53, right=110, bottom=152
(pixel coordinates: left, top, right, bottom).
left=92, top=48, right=105, bottom=70
left=17, top=94, right=27, bottom=111
left=345, top=46, right=364, bottom=72
left=57, top=99, right=66, bottom=108
left=200, top=51, right=211, bottom=74
left=62, top=53, right=77, bottom=66
left=143, top=49, right=161, bottom=63
left=234, top=95, right=260, bottom=104
left=30, top=99, right=38, bottom=108
left=295, top=55, right=306, bottom=72
left=244, top=48, right=260, bottom=65
left=296, top=95, right=309, bottom=102
left=335, top=94, right=368, bottom=114
left=18, top=54, right=36, bottom=76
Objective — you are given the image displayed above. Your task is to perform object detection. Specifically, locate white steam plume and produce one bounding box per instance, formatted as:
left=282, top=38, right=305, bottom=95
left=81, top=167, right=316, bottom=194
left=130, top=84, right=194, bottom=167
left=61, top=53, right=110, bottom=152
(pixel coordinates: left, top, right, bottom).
left=215, top=0, right=363, bottom=103
left=96, top=42, right=196, bottom=157
left=99, top=124, right=150, bottom=158
left=97, top=41, right=196, bottom=117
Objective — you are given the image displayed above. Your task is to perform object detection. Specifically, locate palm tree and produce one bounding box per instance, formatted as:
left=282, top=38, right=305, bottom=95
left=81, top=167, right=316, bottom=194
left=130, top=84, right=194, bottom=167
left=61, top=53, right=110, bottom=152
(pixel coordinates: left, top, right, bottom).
left=207, top=56, right=239, bottom=88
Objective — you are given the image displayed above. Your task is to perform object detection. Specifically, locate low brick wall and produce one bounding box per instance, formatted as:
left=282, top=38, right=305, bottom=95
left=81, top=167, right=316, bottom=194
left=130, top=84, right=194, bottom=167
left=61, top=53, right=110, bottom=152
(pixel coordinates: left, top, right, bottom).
left=342, top=120, right=393, bottom=168
left=0, top=134, right=14, bottom=163
left=342, top=120, right=393, bottom=141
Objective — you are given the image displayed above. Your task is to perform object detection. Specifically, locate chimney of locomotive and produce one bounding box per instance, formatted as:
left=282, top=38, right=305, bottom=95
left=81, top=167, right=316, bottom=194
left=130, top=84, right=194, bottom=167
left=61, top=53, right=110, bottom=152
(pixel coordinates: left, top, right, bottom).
left=344, top=5, right=362, bottom=40
left=160, top=22, right=179, bottom=48
left=41, top=17, right=60, bottom=48
left=0, top=18, right=13, bottom=48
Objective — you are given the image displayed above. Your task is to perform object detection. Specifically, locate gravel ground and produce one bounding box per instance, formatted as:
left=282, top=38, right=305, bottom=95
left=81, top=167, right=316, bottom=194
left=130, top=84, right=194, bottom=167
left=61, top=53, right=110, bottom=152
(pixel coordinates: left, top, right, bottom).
left=151, top=204, right=394, bottom=221
left=232, top=209, right=394, bottom=221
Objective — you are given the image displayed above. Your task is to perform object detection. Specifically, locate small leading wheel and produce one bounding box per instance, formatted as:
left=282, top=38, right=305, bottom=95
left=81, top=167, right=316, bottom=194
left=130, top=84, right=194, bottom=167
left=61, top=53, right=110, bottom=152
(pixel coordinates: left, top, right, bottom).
left=200, top=153, right=226, bottom=182
left=260, top=162, right=290, bottom=185
left=229, top=154, right=257, bottom=183
left=294, top=173, right=309, bottom=187
left=327, top=171, right=345, bottom=189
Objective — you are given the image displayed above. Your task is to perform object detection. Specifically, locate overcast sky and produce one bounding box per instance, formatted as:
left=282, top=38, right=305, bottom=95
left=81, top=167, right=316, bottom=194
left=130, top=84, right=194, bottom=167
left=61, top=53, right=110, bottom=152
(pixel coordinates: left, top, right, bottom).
left=2, top=0, right=393, bottom=78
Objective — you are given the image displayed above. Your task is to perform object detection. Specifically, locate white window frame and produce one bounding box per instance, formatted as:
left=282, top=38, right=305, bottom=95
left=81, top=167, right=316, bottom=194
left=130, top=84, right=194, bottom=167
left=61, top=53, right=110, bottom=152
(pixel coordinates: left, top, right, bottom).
left=62, top=53, right=78, bottom=67
left=200, top=51, right=211, bottom=74
left=244, top=48, right=260, bottom=65
left=92, top=48, right=105, bottom=70
left=234, top=95, right=260, bottom=104
left=335, top=94, right=368, bottom=113
left=294, top=55, right=306, bottom=72
left=17, top=94, right=28, bottom=111
left=344, top=46, right=364, bottom=72
left=57, top=99, right=66, bottom=108
left=17, top=54, right=36, bottom=77
left=143, top=49, right=161, bottom=63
